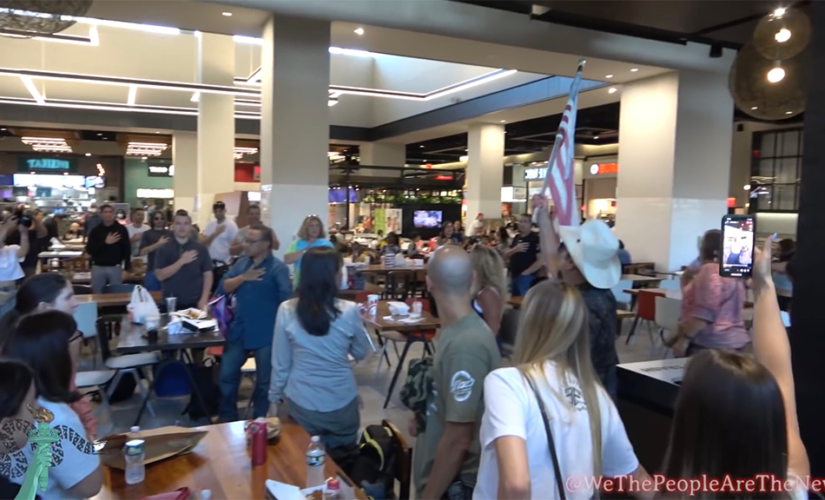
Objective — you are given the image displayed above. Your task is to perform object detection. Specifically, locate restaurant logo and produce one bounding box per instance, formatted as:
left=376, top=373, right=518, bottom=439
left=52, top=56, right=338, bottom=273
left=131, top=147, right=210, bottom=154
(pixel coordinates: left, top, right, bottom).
left=450, top=371, right=475, bottom=402
left=525, top=167, right=548, bottom=180
left=17, top=157, right=77, bottom=173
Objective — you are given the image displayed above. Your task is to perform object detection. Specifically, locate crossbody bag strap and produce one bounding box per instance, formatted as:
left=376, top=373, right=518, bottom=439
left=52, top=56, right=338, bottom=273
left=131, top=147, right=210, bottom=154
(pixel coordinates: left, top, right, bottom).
left=524, top=374, right=566, bottom=500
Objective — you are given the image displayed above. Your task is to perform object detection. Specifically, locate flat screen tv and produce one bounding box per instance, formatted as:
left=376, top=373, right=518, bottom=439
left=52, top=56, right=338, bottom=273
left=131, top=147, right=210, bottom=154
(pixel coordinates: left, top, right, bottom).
left=413, top=210, right=442, bottom=229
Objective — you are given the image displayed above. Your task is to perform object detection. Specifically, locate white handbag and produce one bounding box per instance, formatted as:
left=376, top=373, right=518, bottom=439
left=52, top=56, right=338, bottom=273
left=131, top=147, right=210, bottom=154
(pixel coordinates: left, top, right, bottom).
left=127, top=285, right=161, bottom=324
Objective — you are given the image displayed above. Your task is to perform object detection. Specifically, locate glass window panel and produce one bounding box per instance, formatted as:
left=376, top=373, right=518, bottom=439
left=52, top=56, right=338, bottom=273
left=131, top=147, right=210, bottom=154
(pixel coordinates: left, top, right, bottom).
left=761, top=133, right=776, bottom=157
left=754, top=186, right=773, bottom=210
left=780, top=131, right=799, bottom=157
left=775, top=184, right=796, bottom=211
left=776, top=157, right=798, bottom=184
left=758, top=158, right=775, bottom=177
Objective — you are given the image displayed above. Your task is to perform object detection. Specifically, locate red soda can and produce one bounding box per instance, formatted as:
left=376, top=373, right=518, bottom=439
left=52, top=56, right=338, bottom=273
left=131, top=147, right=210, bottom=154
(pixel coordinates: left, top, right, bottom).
left=251, top=421, right=267, bottom=466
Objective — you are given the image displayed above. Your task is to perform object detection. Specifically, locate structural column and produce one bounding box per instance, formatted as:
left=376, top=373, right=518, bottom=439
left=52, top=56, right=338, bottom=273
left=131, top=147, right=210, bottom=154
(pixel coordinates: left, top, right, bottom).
left=260, top=15, right=331, bottom=256
left=615, top=71, right=733, bottom=271
left=196, top=32, right=235, bottom=228
left=465, top=123, right=505, bottom=232
left=172, top=131, right=198, bottom=215
left=360, top=143, right=405, bottom=166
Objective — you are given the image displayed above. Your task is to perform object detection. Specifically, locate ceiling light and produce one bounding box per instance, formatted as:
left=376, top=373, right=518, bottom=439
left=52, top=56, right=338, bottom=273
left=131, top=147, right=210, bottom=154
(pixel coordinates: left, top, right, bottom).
left=20, top=76, right=44, bottom=105
left=21, top=137, right=72, bottom=152
left=500, top=120, right=506, bottom=123
left=233, top=35, right=263, bottom=45
left=141, top=156, right=148, bottom=160
left=233, top=147, right=258, bottom=159
left=605, top=74, right=613, bottom=78
left=751, top=106, right=758, bottom=110
left=767, top=67, right=785, bottom=83
left=354, top=28, right=364, bottom=35
left=85, top=153, right=91, bottom=156
left=630, top=68, right=639, bottom=72
left=222, top=12, right=232, bottom=17
left=608, top=87, right=617, bottom=94
left=328, top=47, right=374, bottom=58
left=459, top=156, right=468, bottom=162
left=785, top=111, right=793, bottom=115
left=126, top=141, right=168, bottom=156
left=774, top=7, right=786, bottom=17
left=328, top=99, right=338, bottom=107
left=127, top=85, right=137, bottom=106
left=155, top=131, right=160, bottom=134
left=0, top=128, right=5, bottom=131
left=594, top=136, right=600, bottom=140
left=744, top=184, right=751, bottom=190
left=775, top=28, right=791, bottom=43
left=63, top=15, right=180, bottom=35
left=0, top=25, right=99, bottom=45
left=419, top=145, right=424, bottom=148
left=97, top=133, right=102, bottom=136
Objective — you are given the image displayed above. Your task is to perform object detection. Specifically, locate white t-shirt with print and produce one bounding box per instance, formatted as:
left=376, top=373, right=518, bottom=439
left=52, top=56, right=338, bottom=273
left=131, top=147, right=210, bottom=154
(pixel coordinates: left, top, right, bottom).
left=0, top=245, right=24, bottom=282
left=205, top=220, right=238, bottom=263
left=10, top=397, right=100, bottom=500
left=474, top=362, right=639, bottom=500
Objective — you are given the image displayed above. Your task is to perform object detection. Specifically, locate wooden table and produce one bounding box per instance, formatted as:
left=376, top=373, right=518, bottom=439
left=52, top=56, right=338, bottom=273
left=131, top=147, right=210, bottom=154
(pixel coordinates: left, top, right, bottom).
left=362, top=301, right=440, bottom=408
left=509, top=295, right=635, bottom=319
left=339, top=282, right=384, bottom=301
left=75, top=291, right=162, bottom=308
left=68, top=271, right=145, bottom=285
left=624, top=288, right=683, bottom=300
left=94, top=420, right=365, bottom=500
left=622, top=274, right=664, bottom=285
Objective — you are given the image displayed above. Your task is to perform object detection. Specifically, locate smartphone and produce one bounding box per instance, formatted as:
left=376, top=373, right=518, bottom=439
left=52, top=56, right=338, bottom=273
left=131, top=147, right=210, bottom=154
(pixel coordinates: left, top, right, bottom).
left=719, top=215, right=755, bottom=278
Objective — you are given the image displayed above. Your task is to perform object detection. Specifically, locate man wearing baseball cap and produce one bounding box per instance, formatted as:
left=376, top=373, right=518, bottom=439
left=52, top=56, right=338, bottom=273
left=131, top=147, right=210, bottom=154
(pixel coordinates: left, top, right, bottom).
left=533, top=194, right=622, bottom=399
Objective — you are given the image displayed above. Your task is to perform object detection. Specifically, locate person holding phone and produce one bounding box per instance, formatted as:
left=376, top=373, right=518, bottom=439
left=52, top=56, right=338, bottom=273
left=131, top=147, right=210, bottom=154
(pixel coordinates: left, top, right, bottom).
left=669, top=229, right=750, bottom=357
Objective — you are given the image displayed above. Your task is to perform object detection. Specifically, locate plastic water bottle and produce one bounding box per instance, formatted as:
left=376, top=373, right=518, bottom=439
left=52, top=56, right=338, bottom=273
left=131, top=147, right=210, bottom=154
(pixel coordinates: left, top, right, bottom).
left=305, top=436, right=326, bottom=488
left=124, top=438, right=145, bottom=485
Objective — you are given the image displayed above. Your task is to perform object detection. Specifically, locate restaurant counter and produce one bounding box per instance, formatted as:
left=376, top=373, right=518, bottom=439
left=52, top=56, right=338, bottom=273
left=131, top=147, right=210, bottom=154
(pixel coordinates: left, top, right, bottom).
left=617, top=358, right=687, bottom=473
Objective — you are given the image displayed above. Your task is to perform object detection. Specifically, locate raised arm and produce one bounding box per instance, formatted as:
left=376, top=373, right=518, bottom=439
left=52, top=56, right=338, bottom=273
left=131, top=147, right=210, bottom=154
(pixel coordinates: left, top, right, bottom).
left=533, top=195, right=561, bottom=278
left=752, top=236, right=809, bottom=476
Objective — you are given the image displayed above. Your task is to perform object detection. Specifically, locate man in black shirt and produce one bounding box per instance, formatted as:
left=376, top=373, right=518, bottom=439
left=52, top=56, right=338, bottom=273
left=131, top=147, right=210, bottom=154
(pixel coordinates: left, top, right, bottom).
left=154, top=210, right=213, bottom=310
left=534, top=196, right=622, bottom=399
left=139, top=211, right=173, bottom=292
left=85, top=204, right=131, bottom=293
left=504, top=214, right=543, bottom=296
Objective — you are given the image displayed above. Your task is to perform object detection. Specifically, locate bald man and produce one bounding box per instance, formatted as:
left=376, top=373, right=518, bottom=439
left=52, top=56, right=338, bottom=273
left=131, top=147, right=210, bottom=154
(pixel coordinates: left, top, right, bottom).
left=413, top=246, right=501, bottom=500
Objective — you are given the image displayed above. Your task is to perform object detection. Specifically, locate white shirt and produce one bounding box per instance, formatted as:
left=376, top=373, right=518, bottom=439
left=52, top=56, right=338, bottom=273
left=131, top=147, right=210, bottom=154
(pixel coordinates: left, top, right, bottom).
left=205, top=219, right=238, bottom=263
left=126, top=224, right=150, bottom=262
left=10, top=397, right=100, bottom=500
left=0, top=245, right=24, bottom=282
left=474, top=362, right=639, bottom=500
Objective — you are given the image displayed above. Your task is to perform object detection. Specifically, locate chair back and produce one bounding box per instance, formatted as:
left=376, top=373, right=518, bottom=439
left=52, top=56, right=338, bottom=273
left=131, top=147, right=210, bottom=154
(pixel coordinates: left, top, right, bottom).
left=73, top=302, right=98, bottom=339
left=95, top=315, right=123, bottom=362
left=654, top=296, right=681, bottom=332
left=381, top=420, right=412, bottom=500
left=609, top=280, right=634, bottom=310
left=104, top=284, right=136, bottom=294
left=499, top=307, right=520, bottom=349
left=658, top=279, right=681, bottom=291
left=637, top=290, right=665, bottom=321
left=73, top=284, right=93, bottom=295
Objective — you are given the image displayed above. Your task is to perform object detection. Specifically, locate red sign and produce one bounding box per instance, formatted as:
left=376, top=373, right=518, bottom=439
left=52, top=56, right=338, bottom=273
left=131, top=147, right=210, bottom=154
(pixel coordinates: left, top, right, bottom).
left=598, top=163, right=618, bottom=175
left=727, top=197, right=736, bottom=208
left=435, top=175, right=453, bottom=180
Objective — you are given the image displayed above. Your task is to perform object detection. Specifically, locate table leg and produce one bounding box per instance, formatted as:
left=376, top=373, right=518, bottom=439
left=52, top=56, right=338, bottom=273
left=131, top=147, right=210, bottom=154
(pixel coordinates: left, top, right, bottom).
left=383, top=339, right=413, bottom=409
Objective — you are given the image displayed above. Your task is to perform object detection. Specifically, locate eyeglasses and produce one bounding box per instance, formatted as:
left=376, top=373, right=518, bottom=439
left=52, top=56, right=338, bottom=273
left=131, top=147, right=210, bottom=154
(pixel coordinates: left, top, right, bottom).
left=245, top=238, right=263, bottom=244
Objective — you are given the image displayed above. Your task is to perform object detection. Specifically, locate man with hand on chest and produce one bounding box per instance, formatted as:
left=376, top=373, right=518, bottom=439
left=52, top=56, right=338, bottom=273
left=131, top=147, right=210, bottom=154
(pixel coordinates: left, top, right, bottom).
left=217, top=224, right=291, bottom=421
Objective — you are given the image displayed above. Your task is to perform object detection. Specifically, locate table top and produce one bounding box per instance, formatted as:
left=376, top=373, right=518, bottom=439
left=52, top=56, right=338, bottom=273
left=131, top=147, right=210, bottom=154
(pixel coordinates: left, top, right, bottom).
left=339, top=282, right=384, bottom=298
left=112, top=315, right=225, bottom=355
left=69, top=271, right=145, bottom=285
left=356, top=264, right=427, bottom=274
left=624, top=288, right=683, bottom=300
left=509, top=295, right=635, bottom=319
left=75, top=291, right=163, bottom=307
left=361, top=301, right=440, bottom=332
left=94, top=420, right=365, bottom=500
left=621, top=274, right=664, bottom=283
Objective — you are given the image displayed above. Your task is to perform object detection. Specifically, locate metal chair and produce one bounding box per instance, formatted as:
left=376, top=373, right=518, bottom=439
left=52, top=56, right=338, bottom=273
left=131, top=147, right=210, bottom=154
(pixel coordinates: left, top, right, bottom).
left=382, top=419, right=412, bottom=500
left=499, top=308, right=520, bottom=357
left=654, top=296, right=682, bottom=359
left=626, top=290, right=666, bottom=345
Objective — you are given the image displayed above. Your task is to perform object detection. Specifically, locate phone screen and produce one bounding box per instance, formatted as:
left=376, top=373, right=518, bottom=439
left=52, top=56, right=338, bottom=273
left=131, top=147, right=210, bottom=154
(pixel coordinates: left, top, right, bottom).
left=720, top=215, right=755, bottom=278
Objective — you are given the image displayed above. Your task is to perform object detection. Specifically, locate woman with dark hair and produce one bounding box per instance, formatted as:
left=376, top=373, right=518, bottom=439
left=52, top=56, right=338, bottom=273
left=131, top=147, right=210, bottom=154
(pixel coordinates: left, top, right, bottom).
left=0, top=359, right=36, bottom=500
left=382, top=232, right=401, bottom=255
left=1, top=311, right=103, bottom=499
left=436, top=222, right=457, bottom=247
left=663, top=236, right=808, bottom=499
left=670, top=229, right=749, bottom=356
left=772, top=238, right=795, bottom=312
left=268, top=247, right=372, bottom=450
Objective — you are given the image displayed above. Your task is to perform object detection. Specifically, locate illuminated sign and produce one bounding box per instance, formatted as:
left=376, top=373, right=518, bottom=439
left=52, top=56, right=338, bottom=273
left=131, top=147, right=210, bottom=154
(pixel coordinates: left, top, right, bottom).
left=589, top=162, right=619, bottom=175
left=17, top=157, right=77, bottom=173
left=147, top=159, right=174, bottom=177
left=525, top=167, right=547, bottom=180
left=136, top=188, right=174, bottom=199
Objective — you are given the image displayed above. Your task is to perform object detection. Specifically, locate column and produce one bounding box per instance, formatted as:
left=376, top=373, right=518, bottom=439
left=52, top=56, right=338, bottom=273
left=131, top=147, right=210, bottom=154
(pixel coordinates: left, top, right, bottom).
left=260, top=15, right=331, bottom=256
left=792, top=0, right=825, bottom=477
left=615, top=71, right=733, bottom=271
left=172, top=131, right=197, bottom=214
left=196, top=32, right=235, bottom=228
left=360, top=142, right=405, bottom=166
left=465, top=123, right=505, bottom=232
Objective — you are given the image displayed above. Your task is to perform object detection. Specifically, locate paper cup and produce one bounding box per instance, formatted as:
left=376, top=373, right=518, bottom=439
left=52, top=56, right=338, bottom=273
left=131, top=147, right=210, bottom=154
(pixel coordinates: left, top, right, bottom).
left=367, top=294, right=380, bottom=306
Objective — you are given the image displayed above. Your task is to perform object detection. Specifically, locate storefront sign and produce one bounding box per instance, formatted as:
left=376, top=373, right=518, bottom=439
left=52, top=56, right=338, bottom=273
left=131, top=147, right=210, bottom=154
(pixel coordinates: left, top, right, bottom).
left=147, top=159, right=174, bottom=177
left=525, top=167, right=548, bottom=180
left=501, top=186, right=528, bottom=202
left=17, top=157, right=76, bottom=173
left=588, top=162, right=619, bottom=176
left=136, top=188, right=174, bottom=199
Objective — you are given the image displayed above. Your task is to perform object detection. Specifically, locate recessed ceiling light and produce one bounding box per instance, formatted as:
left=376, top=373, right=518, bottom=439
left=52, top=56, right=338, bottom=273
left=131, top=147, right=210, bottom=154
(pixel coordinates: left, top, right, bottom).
left=222, top=12, right=232, bottom=17
left=594, top=136, right=600, bottom=140
left=354, top=28, right=364, bottom=35
left=500, top=120, right=506, bottom=123
left=155, top=131, right=160, bottom=134
left=605, top=74, right=613, bottom=79
left=751, top=106, right=758, bottom=110
left=420, top=145, right=424, bottom=148
left=786, top=111, right=793, bottom=115
left=97, top=133, right=102, bottom=136
left=85, top=153, right=91, bottom=156
left=608, top=87, right=617, bottom=94
left=630, top=68, right=639, bottom=72
left=141, top=156, right=148, bottom=160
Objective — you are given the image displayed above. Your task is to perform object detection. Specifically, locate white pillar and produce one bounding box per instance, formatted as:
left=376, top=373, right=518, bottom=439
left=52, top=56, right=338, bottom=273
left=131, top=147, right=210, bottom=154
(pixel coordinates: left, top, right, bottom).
left=260, top=15, right=331, bottom=257
left=196, top=32, right=235, bottom=228
left=359, top=142, right=406, bottom=177
left=172, top=131, right=197, bottom=214
left=466, top=123, right=505, bottom=232
left=615, top=71, right=733, bottom=271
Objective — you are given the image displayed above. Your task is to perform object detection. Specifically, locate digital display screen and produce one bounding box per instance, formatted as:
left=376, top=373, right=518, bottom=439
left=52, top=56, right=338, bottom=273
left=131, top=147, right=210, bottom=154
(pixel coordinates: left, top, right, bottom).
left=721, top=216, right=755, bottom=277
left=414, top=210, right=442, bottom=228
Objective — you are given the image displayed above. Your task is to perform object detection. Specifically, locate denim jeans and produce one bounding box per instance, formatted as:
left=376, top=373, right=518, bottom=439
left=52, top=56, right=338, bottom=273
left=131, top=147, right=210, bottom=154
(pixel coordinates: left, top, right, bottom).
left=143, top=270, right=162, bottom=292
left=218, top=340, right=272, bottom=421
left=510, top=274, right=534, bottom=297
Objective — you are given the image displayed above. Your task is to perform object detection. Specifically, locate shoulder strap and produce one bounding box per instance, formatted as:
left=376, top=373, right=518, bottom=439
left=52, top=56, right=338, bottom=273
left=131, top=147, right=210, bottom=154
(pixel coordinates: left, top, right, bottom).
left=524, top=374, right=566, bottom=500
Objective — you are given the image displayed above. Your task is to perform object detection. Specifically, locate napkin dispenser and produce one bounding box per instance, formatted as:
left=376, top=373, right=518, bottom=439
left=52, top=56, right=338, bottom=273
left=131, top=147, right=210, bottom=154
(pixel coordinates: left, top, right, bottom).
left=387, top=301, right=410, bottom=316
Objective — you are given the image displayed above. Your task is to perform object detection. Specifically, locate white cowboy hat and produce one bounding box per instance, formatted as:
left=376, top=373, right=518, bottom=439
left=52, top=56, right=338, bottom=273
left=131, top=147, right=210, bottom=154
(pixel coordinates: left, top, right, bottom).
left=558, top=219, right=621, bottom=289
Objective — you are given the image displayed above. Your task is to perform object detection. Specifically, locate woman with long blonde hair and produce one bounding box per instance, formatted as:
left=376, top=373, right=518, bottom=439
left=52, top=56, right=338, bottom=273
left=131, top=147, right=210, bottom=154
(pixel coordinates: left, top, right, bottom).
left=284, top=215, right=333, bottom=287
left=470, top=245, right=508, bottom=335
left=474, top=280, right=645, bottom=500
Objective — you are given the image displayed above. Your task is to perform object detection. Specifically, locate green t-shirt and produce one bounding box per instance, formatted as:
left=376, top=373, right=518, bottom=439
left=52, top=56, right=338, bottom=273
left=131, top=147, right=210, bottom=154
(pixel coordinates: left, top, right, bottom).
left=413, top=313, right=501, bottom=494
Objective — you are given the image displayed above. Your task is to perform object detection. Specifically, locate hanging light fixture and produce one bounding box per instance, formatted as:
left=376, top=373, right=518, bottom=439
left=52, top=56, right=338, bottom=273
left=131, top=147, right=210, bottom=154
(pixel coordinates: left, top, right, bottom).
left=0, top=0, right=93, bottom=37
left=753, top=6, right=811, bottom=60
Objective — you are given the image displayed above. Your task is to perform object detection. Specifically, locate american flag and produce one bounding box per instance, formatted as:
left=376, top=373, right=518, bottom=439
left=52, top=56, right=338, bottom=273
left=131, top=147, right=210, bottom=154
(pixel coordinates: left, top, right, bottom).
left=543, top=60, right=585, bottom=228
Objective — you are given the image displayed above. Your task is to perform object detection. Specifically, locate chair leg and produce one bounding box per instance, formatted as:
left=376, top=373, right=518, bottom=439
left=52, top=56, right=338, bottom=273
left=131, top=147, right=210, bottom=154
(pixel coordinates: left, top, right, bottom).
left=375, top=333, right=391, bottom=369
left=105, top=371, right=124, bottom=403
left=133, top=368, right=157, bottom=418
left=625, top=315, right=641, bottom=344
left=383, top=341, right=413, bottom=409
left=392, top=341, right=400, bottom=359
left=375, top=343, right=388, bottom=376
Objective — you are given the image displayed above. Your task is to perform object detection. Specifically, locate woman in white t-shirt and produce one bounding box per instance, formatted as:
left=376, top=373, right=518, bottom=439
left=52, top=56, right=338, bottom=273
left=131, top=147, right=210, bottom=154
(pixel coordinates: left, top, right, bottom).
left=1, top=311, right=102, bottom=500
left=474, top=280, right=647, bottom=500
left=663, top=237, right=809, bottom=500
left=0, top=215, right=29, bottom=317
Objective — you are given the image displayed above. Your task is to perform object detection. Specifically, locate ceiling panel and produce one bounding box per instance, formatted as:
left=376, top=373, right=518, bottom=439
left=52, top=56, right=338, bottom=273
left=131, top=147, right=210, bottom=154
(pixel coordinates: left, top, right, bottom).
left=0, top=75, right=32, bottom=99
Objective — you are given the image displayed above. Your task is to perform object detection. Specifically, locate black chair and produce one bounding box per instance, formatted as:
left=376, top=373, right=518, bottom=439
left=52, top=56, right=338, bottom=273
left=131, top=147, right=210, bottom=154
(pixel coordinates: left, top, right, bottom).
left=103, top=283, right=136, bottom=294
left=499, top=308, right=520, bottom=357
left=73, top=284, right=93, bottom=295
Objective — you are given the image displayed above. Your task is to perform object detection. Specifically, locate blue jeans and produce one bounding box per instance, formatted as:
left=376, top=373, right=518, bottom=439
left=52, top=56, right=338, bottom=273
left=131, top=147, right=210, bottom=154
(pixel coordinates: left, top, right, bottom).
left=218, top=340, right=272, bottom=421
left=510, top=274, right=534, bottom=297
left=144, top=270, right=162, bottom=292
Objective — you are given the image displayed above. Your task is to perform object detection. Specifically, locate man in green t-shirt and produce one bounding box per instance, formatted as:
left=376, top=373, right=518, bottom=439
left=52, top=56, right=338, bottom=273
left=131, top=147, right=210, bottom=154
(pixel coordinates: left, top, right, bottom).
left=412, top=246, right=501, bottom=499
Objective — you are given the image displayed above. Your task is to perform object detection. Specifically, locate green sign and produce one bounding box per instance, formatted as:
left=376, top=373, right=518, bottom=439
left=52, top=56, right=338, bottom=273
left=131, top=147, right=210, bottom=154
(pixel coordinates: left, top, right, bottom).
left=18, top=157, right=77, bottom=173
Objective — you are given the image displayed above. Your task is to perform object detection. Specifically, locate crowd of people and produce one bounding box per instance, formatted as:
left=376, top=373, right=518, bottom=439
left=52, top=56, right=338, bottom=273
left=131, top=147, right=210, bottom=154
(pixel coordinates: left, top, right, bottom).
left=0, top=192, right=808, bottom=500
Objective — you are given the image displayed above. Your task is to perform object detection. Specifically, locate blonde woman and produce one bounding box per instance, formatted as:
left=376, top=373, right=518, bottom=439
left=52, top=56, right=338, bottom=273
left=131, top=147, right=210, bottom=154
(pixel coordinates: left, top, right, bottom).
left=284, top=215, right=333, bottom=287
left=474, top=280, right=646, bottom=500
left=470, top=245, right=508, bottom=336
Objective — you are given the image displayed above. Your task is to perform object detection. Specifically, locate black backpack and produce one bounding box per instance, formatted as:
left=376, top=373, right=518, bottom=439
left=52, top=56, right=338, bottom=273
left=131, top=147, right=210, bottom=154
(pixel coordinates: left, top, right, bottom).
left=347, top=424, right=398, bottom=500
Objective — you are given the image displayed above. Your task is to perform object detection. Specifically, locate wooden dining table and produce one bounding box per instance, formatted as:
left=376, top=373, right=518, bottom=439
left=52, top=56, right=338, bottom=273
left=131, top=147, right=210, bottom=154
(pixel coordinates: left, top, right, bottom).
left=507, top=295, right=635, bottom=319
left=75, top=291, right=163, bottom=308
left=94, top=420, right=366, bottom=500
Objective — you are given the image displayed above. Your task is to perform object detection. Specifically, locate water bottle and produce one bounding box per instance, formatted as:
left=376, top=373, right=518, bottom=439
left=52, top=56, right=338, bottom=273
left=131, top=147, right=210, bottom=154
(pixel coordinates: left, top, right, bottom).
left=305, top=436, right=326, bottom=488
left=124, top=438, right=145, bottom=485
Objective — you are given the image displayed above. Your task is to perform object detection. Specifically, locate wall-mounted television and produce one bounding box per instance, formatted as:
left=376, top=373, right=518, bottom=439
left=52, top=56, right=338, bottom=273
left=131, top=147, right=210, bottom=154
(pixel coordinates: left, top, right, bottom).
left=84, top=176, right=105, bottom=189
left=413, top=210, right=443, bottom=229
